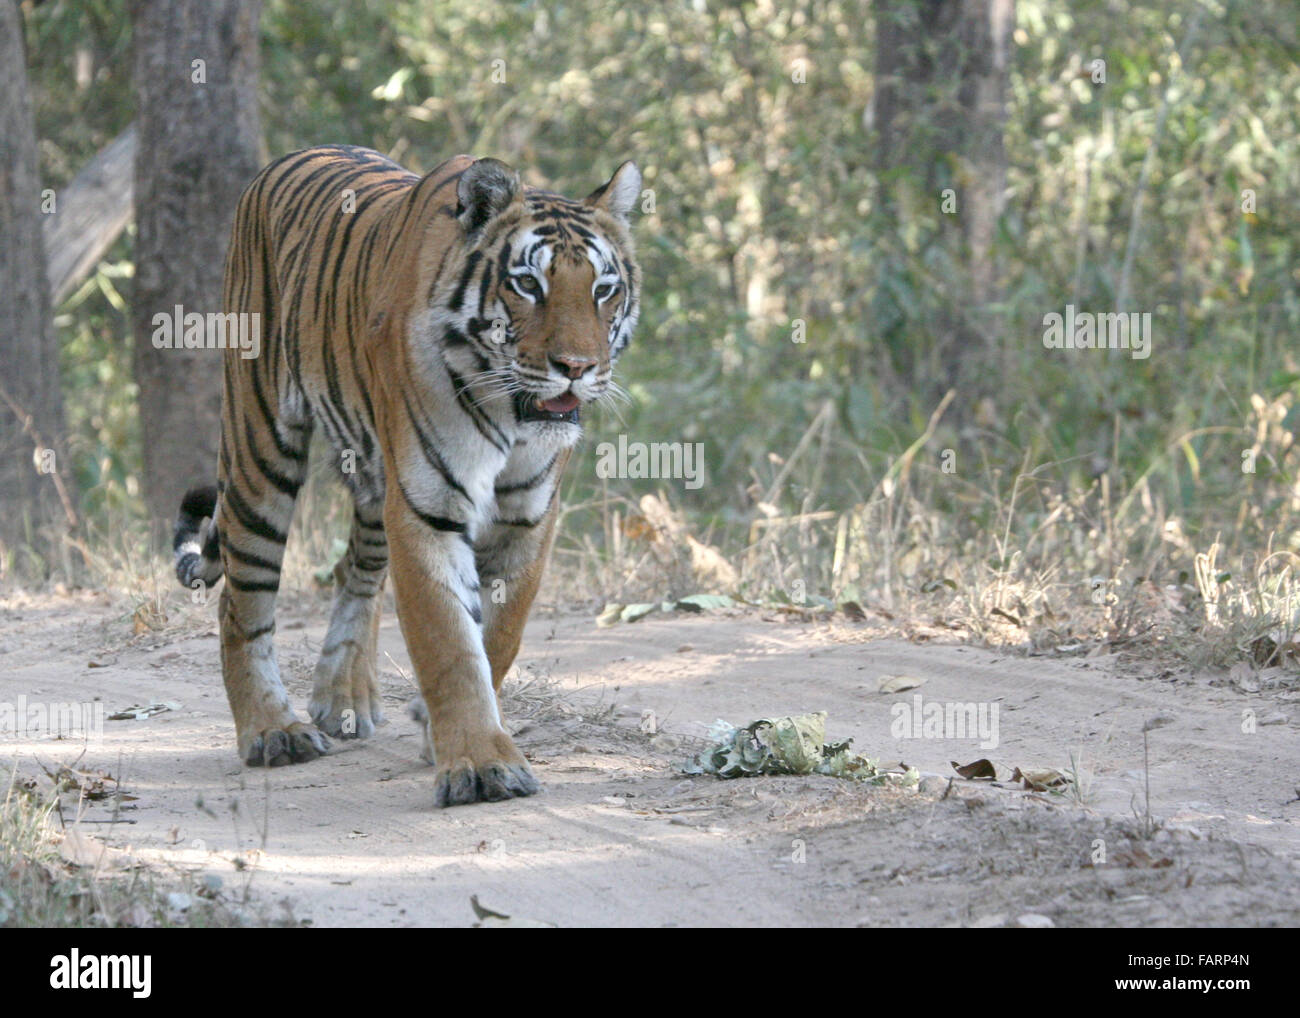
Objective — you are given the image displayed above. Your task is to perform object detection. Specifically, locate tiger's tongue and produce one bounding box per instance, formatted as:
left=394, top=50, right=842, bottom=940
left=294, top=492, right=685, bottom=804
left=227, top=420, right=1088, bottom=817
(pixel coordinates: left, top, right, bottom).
left=538, top=393, right=580, bottom=413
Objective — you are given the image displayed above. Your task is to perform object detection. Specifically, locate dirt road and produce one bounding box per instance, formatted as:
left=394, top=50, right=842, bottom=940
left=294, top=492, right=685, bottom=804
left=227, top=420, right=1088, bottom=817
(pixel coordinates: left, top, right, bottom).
left=3, top=591, right=1298, bottom=927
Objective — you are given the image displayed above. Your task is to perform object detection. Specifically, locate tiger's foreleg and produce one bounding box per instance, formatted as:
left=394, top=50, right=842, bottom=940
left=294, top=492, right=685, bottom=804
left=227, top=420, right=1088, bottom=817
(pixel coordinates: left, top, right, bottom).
left=383, top=490, right=539, bottom=807
left=477, top=503, right=559, bottom=693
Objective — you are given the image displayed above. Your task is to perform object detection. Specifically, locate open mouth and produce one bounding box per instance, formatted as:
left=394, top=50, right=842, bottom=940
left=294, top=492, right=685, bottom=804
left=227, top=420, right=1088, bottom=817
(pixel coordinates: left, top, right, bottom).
left=515, top=390, right=581, bottom=424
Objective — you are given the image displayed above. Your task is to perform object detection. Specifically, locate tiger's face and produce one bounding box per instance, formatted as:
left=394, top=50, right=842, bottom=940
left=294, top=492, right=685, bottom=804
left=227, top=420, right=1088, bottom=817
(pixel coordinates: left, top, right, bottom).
left=435, top=158, right=641, bottom=434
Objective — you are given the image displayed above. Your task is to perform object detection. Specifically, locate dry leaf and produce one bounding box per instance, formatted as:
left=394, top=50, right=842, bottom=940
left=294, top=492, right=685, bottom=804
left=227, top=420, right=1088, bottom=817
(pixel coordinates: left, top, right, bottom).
left=107, top=701, right=180, bottom=721
left=470, top=894, right=555, bottom=928
left=952, top=758, right=997, bottom=780
left=878, top=674, right=925, bottom=694
left=1008, top=766, right=1068, bottom=791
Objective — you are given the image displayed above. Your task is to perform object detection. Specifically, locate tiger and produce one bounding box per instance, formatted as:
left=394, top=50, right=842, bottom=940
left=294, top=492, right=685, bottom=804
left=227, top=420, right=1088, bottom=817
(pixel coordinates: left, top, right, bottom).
left=172, top=144, right=641, bottom=806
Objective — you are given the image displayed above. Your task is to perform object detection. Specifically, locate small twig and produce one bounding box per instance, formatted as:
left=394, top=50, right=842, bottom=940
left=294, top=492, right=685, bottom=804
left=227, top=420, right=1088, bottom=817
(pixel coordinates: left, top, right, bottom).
left=869, top=389, right=956, bottom=503
left=650, top=804, right=716, bottom=815
left=0, top=382, right=79, bottom=530
left=761, top=398, right=834, bottom=507
left=1143, top=727, right=1152, bottom=838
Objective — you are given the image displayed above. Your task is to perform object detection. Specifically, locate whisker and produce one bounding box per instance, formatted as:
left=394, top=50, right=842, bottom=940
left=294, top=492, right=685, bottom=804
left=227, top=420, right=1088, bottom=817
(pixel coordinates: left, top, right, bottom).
left=452, top=366, right=516, bottom=404
left=601, top=379, right=633, bottom=407
left=594, top=389, right=629, bottom=429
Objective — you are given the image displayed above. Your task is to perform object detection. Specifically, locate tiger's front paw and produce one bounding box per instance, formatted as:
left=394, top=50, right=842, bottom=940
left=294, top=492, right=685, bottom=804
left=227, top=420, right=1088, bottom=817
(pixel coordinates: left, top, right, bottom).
left=240, top=720, right=331, bottom=767
left=433, top=730, right=539, bottom=807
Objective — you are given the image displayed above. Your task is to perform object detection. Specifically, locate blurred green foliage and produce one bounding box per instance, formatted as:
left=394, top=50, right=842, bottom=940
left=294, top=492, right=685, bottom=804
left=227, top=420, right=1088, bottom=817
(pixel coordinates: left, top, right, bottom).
left=23, top=0, right=1300, bottom=590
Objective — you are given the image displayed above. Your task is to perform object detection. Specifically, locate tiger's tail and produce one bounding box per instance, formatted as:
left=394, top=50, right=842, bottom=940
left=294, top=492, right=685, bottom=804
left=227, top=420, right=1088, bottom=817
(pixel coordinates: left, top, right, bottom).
left=174, top=484, right=224, bottom=589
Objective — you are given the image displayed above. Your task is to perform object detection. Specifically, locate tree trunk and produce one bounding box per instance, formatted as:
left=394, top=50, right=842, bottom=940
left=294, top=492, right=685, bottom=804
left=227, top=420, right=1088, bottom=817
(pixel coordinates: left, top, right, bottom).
left=873, top=0, right=1014, bottom=320
left=130, top=0, right=263, bottom=526
left=0, top=0, right=73, bottom=567
left=957, top=0, right=1014, bottom=307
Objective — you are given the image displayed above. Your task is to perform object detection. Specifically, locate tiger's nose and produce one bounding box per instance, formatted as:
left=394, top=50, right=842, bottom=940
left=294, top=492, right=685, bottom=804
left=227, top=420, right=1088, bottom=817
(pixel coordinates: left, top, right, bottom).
left=550, top=354, right=597, bottom=379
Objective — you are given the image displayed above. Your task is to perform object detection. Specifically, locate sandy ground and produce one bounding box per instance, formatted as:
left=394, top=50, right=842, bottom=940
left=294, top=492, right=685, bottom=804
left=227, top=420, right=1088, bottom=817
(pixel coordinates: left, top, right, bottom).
left=2, top=589, right=1299, bottom=928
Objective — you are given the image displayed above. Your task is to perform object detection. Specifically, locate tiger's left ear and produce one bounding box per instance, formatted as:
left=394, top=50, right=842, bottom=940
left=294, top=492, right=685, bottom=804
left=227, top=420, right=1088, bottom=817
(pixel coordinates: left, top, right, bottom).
left=457, top=157, right=522, bottom=235
left=584, top=161, right=642, bottom=222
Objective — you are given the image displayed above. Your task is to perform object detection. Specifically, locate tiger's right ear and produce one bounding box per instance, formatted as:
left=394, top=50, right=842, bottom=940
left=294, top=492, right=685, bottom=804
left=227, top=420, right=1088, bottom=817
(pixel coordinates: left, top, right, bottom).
left=584, top=161, right=642, bottom=222
left=456, top=158, right=521, bottom=235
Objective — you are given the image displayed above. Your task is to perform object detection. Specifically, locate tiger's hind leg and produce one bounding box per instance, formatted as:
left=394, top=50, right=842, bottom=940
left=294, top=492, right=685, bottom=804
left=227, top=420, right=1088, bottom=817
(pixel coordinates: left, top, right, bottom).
left=216, top=396, right=329, bottom=767
left=308, top=499, right=388, bottom=739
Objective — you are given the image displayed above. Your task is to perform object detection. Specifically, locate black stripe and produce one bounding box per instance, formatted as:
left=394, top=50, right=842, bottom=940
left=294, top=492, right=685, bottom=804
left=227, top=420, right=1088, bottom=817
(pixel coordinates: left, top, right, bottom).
left=398, top=481, right=467, bottom=533
left=493, top=516, right=542, bottom=528
left=261, top=149, right=335, bottom=209
left=277, top=160, right=364, bottom=235
left=222, top=482, right=289, bottom=545
left=225, top=575, right=281, bottom=593
left=244, top=418, right=303, bottom=497
left=401, top=388, right=472, bottom=501
left=449, top=251, right=483, bottom=310
left=222, top=537, right=283, bottom=573
left=495, top=455, right=557, bottom=494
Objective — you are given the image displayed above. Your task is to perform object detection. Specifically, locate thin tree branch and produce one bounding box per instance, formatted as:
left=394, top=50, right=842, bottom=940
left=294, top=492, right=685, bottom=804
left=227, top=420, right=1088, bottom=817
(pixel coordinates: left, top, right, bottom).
left=0, top=383, right=80, bottom=530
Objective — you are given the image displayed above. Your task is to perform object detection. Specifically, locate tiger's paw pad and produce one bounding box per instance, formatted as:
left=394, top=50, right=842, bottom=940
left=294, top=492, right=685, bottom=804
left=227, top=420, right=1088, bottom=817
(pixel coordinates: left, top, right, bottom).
left=434, top=759, right=540, bottom=807
left=243, top=722, right=330, bottom=767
